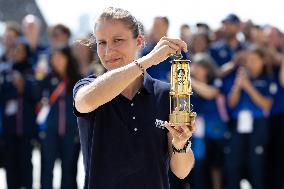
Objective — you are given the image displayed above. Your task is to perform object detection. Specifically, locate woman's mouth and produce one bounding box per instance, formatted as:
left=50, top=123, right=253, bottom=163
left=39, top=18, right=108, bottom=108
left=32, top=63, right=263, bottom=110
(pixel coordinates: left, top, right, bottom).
left=105, top=58, right=121, bottom=64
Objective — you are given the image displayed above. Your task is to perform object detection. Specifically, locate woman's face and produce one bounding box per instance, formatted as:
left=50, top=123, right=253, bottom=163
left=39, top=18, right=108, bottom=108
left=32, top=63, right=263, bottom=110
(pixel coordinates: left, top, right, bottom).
left=245, top=52, right=264, bottom=77
left=51, top=51, right=67, bottom=76
left=95, top=20, right=143, bottom=71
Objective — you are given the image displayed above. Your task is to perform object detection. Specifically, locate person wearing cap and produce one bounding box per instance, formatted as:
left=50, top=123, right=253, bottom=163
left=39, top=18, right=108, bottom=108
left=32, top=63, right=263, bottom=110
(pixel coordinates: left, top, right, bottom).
left=209, top=13, right=247, bottom=67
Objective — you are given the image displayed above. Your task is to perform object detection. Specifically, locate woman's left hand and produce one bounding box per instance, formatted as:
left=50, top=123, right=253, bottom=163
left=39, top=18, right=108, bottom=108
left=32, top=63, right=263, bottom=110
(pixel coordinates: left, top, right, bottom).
left=164, top=122, right=196, bottom=149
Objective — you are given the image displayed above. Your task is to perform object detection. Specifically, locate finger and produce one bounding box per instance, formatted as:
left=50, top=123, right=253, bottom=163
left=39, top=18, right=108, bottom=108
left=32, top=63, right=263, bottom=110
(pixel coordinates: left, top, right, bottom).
left=161, top=37, right=185, bottom=50
left=162, top=37, right=188, bottom=52
left=161, top=40, right=180, bottom=52
left=164, top=122, right=182, bottom=138
left=160, top=45, right=178, bottom=57
left=181, top=125, right=192, bottom=137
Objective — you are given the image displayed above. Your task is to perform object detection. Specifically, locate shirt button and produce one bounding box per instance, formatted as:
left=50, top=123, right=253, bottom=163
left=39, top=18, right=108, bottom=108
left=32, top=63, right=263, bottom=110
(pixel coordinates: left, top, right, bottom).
left=132, top=116, right=136, bottom=120
left=131, top=103, right=134, bottom=107
left=134, top=128, right=138, bottom=132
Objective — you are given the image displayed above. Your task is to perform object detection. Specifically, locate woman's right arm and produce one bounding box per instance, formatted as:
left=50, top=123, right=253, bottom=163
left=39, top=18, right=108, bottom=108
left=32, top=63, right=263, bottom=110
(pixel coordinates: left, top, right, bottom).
left=74, top=37, right=187, bottom=113
left=191, top=78, right=219, bottom=100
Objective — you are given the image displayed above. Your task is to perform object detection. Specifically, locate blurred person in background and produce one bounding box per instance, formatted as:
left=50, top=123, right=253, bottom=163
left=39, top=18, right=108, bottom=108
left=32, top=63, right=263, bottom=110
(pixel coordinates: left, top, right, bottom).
left=189, top=31, right=211, bottom=55
left=266, top=54, right=284, bottom=189
left=0, top=72, right=3, bottom=169
left=241, top=20, right=254, bottom=44
left=73, top=7, right=195, bottom=189
left=1, top=22, right=21, bottom=171
left=22, top=14, right=49, bottom=66
left=0, top=22, right=21, bottom=72
left=0, top=38, right=38, bottom=189
left=264, top=26, right=283, bottom=52
left=212, top=28, right=225, bottom=43
left=209, top=14, right=247, bottom=67
left=38, top=46, right=80, bottom=189
left=140, top=16, right=173, bottom=82
left=196, top=23, right=211, bottom=36
left=0, top=28, right=4, bottom=170
left=222, top=46, right=273, bottom=189
left=73, top=35, right=105, bottom=77
left=190, top=53, right=227, bottom=189
left=247, top=24, right=268, bottom=47
left=49, top=24, right=71, bottom=49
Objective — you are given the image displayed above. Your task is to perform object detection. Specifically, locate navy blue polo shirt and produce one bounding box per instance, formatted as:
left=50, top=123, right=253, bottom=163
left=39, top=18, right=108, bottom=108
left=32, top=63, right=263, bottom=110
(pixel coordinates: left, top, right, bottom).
left=73, top=72, right=171, bottom=189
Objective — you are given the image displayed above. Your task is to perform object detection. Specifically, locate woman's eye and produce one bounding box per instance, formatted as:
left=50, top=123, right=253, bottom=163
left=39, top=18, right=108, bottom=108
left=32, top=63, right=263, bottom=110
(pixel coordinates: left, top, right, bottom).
left=98, top=41, right=106, bottom=45
left=114, top=39, right=123, bottom=43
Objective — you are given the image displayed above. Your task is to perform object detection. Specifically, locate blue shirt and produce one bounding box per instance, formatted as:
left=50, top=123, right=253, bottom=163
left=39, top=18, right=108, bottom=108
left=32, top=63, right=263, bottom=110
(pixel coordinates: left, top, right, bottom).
left=222, top=69, right=272, bottom=119
left=73, top=72, right=171, bottom=189
left=209, top=39, right=246, bottom=67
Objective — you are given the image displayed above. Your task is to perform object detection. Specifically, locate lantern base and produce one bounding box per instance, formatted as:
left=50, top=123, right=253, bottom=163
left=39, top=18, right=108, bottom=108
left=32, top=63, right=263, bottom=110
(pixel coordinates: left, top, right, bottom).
left=169, top=111, right=196, bottom=126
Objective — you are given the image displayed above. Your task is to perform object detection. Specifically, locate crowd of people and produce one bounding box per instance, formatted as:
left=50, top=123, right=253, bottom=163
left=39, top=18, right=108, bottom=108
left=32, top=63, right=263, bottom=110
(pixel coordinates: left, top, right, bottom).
left=0, top=7, right=284, bottom=189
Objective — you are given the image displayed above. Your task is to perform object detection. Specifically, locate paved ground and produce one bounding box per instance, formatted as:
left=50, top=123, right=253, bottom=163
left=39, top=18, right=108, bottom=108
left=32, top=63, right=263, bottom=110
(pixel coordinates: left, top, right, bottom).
left=0, top=148, right=85, bottom=189
left=0, top=149, right=252, bottom=189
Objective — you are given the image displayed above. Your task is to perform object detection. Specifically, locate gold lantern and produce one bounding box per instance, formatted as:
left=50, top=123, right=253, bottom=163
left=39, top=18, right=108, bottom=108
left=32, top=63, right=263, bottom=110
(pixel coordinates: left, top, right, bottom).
left=169, top=54, right=196, bottom=126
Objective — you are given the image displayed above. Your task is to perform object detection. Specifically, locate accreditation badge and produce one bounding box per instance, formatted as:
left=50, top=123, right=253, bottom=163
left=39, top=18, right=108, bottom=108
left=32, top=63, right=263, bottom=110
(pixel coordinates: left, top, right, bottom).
left=237, top=110, right=253, bottom=134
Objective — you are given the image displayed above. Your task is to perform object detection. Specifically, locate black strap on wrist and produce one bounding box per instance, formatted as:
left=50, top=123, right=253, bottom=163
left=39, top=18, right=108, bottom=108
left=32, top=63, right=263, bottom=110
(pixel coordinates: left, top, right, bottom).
left=172, top=137, right=192, bottom=154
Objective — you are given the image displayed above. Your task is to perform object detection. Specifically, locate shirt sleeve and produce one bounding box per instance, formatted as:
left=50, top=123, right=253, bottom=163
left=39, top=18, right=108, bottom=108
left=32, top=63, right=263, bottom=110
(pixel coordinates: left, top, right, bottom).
left=73, top=74, right=96, bottom=117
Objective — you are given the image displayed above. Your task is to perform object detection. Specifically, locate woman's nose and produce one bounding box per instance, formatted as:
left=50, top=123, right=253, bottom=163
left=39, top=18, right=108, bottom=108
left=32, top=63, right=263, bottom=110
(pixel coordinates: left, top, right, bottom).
left=105, top=44, right=114, bottom=55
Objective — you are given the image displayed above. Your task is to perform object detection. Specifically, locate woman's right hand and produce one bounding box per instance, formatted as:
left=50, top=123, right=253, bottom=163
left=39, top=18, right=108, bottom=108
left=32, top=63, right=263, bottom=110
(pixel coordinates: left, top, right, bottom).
left=147, top=37, right=188, bottom=65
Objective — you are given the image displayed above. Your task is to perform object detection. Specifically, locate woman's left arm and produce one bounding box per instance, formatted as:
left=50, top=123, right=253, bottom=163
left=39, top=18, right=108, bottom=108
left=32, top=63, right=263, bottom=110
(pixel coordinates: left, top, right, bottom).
left=164, top=123, right=195, bottom=179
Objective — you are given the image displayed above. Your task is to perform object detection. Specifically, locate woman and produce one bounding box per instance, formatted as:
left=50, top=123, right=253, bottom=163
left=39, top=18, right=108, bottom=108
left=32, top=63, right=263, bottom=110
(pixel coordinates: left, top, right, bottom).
left=39, top=46, right=80, bottom=189
left=223, top=46, right=273, bottom=189
left=1, top=39, right=37, bottom=189
left=73, top=7, right=195, bottom=189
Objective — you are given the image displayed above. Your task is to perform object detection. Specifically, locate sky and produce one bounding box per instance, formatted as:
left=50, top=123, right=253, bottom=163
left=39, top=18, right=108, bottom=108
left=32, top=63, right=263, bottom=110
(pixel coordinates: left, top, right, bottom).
left=36, top=0, right=283, bottom=37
